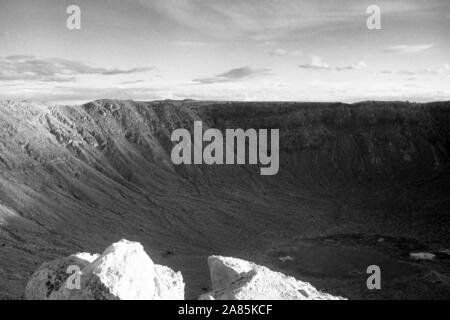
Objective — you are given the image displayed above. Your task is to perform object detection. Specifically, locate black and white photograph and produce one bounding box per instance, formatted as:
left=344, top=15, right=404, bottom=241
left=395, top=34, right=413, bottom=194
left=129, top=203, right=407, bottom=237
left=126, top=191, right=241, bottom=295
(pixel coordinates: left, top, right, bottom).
left=0, top=0, right=449, bottom=306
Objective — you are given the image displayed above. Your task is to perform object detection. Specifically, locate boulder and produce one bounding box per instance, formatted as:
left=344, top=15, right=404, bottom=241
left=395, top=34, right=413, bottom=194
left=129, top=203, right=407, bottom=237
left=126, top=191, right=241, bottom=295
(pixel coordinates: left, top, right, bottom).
left=410, top=252, right=436, bottom=261
left=25, top=252, right=99, bottom=300
left=207, top=256, right=255, bottom=290
left=200, top=256, right=345, bottom=300
left=154, top=265, right=185, bottom=300
left=25, top=239, right=184, bottom=300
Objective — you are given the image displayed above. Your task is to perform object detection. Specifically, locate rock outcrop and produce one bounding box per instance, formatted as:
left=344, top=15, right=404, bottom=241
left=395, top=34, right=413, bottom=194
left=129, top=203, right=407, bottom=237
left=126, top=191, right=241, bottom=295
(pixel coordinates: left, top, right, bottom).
left=200, top=256, right=345, bottom=300
left=26, top=241, right=344, bottom=300
left=409, top=252, right=436, bottom=261
left=25, top=239, right=184, bottom=300
left=25, top=252, right=99, bottom=300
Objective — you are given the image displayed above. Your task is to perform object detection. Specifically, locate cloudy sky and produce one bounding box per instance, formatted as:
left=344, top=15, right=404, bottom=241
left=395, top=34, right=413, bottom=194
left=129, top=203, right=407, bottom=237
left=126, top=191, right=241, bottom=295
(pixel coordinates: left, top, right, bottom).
left=0, top=0, right=449, bottom=103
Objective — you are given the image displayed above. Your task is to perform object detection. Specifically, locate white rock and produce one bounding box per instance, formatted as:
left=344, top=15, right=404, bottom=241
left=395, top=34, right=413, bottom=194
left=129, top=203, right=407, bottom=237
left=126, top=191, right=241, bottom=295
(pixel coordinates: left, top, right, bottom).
left=154, top=265, right=185, bottom=300
left=410, top=252, right=436, bottom=261
left=26, top=240, right=184, bottom=300
left=71, top=252, right=100, bottom=263
left=78, top=240, right=158, bottom=300
left=207, top=256, right=255, bottom=290
left=278, top=256, right=294, bottom=262
left=201, top=256, right=345, bottom=300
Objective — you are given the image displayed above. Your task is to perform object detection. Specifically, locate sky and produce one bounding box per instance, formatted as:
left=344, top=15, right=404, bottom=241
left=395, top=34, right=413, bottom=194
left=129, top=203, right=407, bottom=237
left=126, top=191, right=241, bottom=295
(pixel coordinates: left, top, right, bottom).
left=0, top=0, right=449, bottom=103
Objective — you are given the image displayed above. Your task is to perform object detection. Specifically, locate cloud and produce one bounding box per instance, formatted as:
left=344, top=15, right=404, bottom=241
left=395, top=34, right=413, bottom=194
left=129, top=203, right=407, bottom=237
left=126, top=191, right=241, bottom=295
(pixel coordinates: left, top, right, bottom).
left=336, top=61, right=367, bottom=71
left=445, top=64, right=450, bottom=71
left=169, top=40, right=213, bottom=47
left=120, top=80, right=146, bottom=85
left=269, top=48, right=301, bottom=57
left=4, top=55, right=36, bottom=61
left=99, top=67, right=153, bottom=75
left=270, top=49, right=288, bottom=57
left=300, top=58, right=368, bottom=72
left=193, top=66, right=273, bottom=84
left=380, top=68, right=442, bottom=76
left=0, top=56, right=154, bottom=82
left=298, top=56, right=330, bottom=70
left=2, top=73, right=449, bottom=104
left=384, top=44, right=434, bottom=53
left=142, top=0, right=430, bottom=41
left=398, top=69, right=439, bottom=76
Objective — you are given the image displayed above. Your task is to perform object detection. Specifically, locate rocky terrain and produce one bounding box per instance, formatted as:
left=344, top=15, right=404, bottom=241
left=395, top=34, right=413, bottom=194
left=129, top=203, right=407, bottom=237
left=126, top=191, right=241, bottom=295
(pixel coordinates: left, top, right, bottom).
left=25, top=239, right=341, bottom=300
left=25, top=239, right=185, bottom=300
left=0, top=99, right=449, bottom=299
left=200, top=255, right=344, bottom=300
